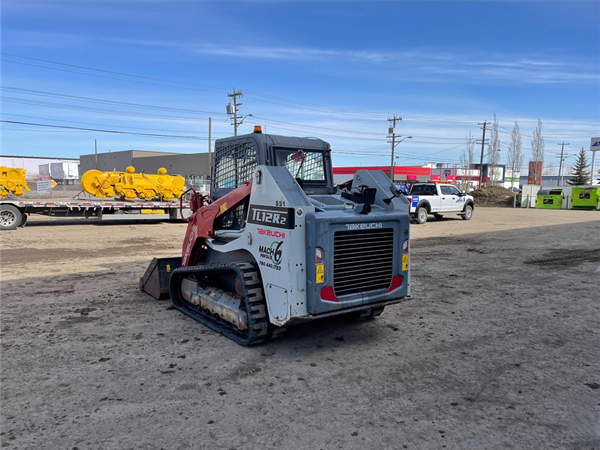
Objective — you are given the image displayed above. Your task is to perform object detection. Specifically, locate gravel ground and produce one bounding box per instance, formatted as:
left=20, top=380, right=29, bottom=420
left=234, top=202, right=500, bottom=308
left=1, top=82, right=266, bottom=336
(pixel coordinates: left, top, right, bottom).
left=1, top=208, right=599, bottom=450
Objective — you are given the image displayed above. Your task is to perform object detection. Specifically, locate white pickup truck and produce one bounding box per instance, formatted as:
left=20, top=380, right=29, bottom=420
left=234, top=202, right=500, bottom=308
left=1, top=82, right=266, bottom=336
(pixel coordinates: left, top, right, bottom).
left=406, top=183, right=475, bottom=224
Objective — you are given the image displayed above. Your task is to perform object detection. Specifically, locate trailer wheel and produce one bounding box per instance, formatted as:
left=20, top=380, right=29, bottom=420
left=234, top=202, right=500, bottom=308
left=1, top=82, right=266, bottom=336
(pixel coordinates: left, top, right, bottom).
left=0, top=204, right=23, bottom=231
left=416, top=206, right=428, bottom=224
left=462, top=205, right=473, bottom=220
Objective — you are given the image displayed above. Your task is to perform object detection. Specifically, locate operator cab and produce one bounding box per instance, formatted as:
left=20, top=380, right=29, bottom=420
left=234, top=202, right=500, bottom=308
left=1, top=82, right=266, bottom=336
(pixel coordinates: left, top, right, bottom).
left=211, top=127, right=336, bottom=201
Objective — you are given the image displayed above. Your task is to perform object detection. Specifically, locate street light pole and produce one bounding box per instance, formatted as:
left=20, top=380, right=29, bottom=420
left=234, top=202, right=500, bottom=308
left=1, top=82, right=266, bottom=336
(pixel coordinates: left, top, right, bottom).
left=388, top=115, right=402, bottom=180
left=477, top=121, right=490, bottom=188
left=557, top=142, right=570, bottom=186
left=390, top=136, right=412, bottom=182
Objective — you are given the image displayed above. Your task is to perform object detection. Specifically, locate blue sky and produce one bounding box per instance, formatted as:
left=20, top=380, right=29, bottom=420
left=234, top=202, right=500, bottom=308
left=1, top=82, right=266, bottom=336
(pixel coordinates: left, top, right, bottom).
left=1, top=1, right=599, bottom=172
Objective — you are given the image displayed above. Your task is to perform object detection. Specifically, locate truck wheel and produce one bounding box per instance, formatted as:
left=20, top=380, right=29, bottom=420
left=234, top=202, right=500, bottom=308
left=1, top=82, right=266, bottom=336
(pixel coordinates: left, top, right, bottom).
left=0, top=204, right=23, bottom=231
left=434, top=214, right=443, bottom=220
left=462, top=205, right=473, bottom=220
left=416, top=207, right=428, bottom=224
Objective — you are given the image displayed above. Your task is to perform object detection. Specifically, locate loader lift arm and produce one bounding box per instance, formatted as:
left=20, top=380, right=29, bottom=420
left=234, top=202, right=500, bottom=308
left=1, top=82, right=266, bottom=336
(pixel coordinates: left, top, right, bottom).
left=181, top=180, right=253, bottom=267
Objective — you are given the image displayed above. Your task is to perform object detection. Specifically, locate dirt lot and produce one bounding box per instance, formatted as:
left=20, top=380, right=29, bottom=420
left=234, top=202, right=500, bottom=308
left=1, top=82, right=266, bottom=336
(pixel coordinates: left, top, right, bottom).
left=1, top=208, right=599, bottom=450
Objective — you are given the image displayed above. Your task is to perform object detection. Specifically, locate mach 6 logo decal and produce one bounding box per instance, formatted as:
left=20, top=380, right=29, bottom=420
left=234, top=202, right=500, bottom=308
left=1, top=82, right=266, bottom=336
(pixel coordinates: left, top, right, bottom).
left=258, top=241, right=284, bottom=271
left=248, top=205, right=295, bottom=229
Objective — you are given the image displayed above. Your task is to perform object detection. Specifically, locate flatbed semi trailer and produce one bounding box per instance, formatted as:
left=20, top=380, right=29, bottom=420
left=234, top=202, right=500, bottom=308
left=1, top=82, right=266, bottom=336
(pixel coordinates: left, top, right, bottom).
left=0, top=199, right=191, bottom=230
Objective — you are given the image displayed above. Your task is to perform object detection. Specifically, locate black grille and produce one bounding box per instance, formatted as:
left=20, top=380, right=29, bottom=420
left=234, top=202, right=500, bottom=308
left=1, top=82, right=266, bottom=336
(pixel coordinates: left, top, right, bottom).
left=333, top=228, right=394, bottom=296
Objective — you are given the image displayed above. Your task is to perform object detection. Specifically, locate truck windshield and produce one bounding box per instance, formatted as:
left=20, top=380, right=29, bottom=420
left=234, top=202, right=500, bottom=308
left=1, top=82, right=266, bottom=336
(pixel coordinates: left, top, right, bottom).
left=274, top=148, right=326, bottom=182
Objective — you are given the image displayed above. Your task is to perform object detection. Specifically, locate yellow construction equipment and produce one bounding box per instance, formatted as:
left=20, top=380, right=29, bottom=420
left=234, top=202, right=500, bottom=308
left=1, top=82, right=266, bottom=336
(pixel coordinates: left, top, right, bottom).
left=0, top=167, right=30, bottom=198
left=81, top=166, right=185, bottom=201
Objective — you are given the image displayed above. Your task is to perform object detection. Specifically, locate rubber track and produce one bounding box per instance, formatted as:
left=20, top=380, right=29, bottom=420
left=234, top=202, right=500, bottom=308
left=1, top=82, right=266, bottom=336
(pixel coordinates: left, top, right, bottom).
left=169, top=262, right=269, bottom=346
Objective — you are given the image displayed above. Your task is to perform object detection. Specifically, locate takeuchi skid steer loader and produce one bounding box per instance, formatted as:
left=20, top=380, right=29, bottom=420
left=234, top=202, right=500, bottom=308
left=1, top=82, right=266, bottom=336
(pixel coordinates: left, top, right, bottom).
left=140, top=127, right=412, bottom=345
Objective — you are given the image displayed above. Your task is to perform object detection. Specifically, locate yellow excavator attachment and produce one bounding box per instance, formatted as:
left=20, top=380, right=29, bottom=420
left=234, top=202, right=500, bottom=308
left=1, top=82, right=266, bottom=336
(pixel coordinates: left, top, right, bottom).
left=81, top=166, right=185, bottom=201
left=0, top=167, right=31, bottom=198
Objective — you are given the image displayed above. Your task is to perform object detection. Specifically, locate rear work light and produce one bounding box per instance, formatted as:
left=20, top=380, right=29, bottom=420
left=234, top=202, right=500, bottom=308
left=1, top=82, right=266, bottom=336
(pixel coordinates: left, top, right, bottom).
left=402, top=239, right=409, bottom=253
left=315, top=247, right=324, bottom=264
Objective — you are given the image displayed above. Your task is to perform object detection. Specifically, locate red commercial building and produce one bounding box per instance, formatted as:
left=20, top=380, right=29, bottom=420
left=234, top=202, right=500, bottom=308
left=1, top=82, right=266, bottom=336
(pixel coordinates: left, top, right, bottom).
left=333, top=165, right=481, bottom=188
left=333, top=165, right=432, bottom=184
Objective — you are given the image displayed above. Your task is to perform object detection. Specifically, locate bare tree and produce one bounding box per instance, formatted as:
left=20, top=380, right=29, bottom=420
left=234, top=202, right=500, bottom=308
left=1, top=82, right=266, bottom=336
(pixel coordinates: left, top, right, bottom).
left=460, top=132, right=476, bottom=189
left=531, top=119, right=545, bottom=185
left=506, top=121, right=523, bottom=190
left=486, top=114, right=501, bottom=185
left=543, top=163, right=556, bottom=176
left=467, top=131, right=475, bottom=168
left=459, top=150, right=468, bottom=186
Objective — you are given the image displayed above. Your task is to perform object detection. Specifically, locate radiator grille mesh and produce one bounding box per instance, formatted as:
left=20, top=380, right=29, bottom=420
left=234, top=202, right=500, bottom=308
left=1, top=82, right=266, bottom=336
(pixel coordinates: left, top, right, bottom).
left=333, top=228, right=394, bottom=296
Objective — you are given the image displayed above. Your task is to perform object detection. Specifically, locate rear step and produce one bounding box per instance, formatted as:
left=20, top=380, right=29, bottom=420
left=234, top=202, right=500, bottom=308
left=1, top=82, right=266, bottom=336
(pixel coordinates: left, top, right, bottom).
left=139, top=257, right=182, bottom=299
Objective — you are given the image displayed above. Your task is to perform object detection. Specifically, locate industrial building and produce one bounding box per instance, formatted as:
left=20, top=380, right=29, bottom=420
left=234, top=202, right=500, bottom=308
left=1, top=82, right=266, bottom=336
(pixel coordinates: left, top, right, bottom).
left=79, top=150, right=211, bottom=178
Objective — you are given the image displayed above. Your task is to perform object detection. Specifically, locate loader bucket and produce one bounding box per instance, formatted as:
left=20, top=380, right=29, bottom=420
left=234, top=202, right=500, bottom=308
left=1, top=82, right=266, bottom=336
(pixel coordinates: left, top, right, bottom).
left=139, top=257, right=182, bottom=299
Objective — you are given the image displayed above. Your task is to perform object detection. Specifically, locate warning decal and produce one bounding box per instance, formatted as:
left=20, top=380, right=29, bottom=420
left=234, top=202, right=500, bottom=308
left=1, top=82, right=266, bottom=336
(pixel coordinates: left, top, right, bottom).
left=316, top=264, right=324, bottom=283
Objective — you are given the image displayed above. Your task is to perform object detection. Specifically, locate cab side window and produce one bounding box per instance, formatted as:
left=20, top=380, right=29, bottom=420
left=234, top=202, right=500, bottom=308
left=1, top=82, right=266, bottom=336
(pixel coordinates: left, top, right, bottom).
left=440, top=186, right=451, bottom=195
left=448, top=186, right=461, bottom=195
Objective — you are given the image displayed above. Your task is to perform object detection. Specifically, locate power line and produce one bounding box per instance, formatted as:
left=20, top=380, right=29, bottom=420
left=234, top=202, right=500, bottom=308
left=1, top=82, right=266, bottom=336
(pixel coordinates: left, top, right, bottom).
left=1, top=86, right=226, bottom=116
left=1, top=120, right=208, bottom=140
left=1, top=113, right=225, bottom=137
left=1, top=53, right=488, bottom=124
left=3, top=85, right=472, bottom=140
left=1, top=96, right=216, bottom=123
left=6, top=53, right=599, bottom=138
left=1, top=88, right=447, bottom=139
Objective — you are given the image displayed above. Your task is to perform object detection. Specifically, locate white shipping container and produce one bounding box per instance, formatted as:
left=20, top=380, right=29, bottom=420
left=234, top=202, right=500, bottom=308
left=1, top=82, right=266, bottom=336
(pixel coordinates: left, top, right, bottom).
left=50, top=162, right=79, bottom=180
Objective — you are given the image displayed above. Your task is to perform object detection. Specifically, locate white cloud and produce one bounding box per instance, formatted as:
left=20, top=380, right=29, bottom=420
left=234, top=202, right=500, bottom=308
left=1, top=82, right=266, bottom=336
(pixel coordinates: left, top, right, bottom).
left=104, top=37, right=598, bottom=85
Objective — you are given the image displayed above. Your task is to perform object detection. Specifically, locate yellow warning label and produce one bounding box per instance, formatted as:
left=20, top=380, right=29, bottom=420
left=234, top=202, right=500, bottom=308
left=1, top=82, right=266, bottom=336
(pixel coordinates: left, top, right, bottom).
left=219, top=203, right=228, bottom=214
left=402, top=262, right=409, bottom=271
left=317, top=264, right=325, bottom=283
left=402, top=255, right=409, bottom=262
left=166, top=264, right=171, bottom=273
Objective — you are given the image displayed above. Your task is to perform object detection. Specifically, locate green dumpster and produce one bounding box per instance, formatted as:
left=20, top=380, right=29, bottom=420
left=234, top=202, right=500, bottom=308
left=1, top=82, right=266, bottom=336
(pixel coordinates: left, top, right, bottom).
left=572, top=186, right=600, bottom=211
left=536, top=189, right=564, bottom=209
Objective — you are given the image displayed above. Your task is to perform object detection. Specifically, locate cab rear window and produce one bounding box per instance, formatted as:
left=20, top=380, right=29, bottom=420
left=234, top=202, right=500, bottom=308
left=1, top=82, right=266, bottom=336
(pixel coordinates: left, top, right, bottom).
left=410, top=185, right=437, bottom=195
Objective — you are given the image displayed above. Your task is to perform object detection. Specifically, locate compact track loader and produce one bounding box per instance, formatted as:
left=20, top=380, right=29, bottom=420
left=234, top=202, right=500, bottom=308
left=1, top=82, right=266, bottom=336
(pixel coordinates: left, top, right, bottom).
left=140, top=128, right=412, bottom=345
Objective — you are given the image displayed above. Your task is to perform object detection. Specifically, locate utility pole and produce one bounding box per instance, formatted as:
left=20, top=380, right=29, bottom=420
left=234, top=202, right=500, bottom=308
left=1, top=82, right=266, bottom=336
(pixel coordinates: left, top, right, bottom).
left=591, top=137, right=600, bottom=183
left=556, top=142, right=570, bottom=186
left=477, top=121, right=490, bottom=188
left=388, top=115, right=402, bottom=181
left=208, top=117, right=212, bottom=183
left=94, top=139, right=98, bottom=170
left=227, top=88, right=243, bottom=136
